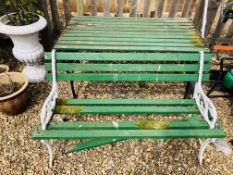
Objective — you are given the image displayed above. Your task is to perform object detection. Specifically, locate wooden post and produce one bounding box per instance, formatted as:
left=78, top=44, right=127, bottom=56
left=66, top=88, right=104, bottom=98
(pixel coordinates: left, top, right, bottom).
left=195, top=0, right=220, bottom=35
left=91, top=0, right=97, bottom=16
left=226, top=22, right=233, bottom=38
left=193, top=0, right=204, bottom=30
left=181, top=0, right=192, bottom=18
left=223, top=0, right=233, bottom=38
left=129, top=0, right=138, bottom=17
left=63, top=0, right=72, bottom=25
left=49, top=0, right=60, bottom=34
left=103, top=0, right=110, bottom=16
left=143, top=0, right=151, bottom=18
left=116, top=0, right=124, bottom=17
left=76, top=0, right=84, bottom=16
left=155, top=0, right=165, bottom=18
left=168, top=0, right=178, bottom=18
left=204, top=0, right=221, bottom=36
left=38, top=0, right=54, bottom=51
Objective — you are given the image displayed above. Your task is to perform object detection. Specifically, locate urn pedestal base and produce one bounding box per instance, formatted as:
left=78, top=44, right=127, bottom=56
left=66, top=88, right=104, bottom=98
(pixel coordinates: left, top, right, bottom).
left=22, top=64, right=46, bottom=83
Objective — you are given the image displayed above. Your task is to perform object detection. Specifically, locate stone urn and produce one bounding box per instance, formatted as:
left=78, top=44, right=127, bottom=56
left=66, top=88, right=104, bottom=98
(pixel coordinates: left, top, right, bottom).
left=0, top=13, right=47, bottom=83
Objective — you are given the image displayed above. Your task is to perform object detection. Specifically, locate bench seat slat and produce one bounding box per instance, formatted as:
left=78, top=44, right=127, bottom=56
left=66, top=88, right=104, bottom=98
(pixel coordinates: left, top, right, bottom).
left=54, top=105, right=199, bottom=114
left=56, top=99, right=196, bottom=105
left=66, top=139, right=125, bottom=153
left=68, top=25, right=193, bottom=30
left=68, top=24, right=194, bottom=29
left=48, top=120, right=209, bottom=130
left=44, top=52, right=211, bottom=61
left=57, top=41, right=201, bottom=47
left=62, top=33, right=199, bottom=39
left=67, top=27, right=194, bottom=32
left=46, top=63, right=210, bottom=72
left=60, top=37, right=198, bottom=43
left=46, top=73, right=210, bottom=82
left=65, top=30, right=194, bottom=36
left=32, top=129, right=225, bottom=140
left=54, top=44, right=209, bottom=52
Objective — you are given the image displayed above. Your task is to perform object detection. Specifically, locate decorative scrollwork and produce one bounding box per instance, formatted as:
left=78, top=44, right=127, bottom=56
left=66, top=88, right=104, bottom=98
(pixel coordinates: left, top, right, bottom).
left=40, top=49, right=58, bottom=130
left=194, top=83, right=217, bottom=129
left=193, top=50, right=217, bottom=129
left=40, top=87, right=58, bottom=130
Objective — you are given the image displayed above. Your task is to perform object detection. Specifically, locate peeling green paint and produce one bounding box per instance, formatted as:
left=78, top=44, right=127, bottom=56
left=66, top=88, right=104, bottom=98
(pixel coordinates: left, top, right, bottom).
left=190, top=32, right=205, bottom=47
left=55, top=106, right=82, bottom=114
left=191, top=39, right=205, bottom=47
left=136, top=119, right=170, bottom=130
left=56, top=99, right=69, bottom=105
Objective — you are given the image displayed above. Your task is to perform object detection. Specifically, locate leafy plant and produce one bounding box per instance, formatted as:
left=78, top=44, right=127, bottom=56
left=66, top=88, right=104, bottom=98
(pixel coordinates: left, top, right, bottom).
left=4, top=0, right=43, bottom=26
left=0, top=75, right=23, bottom=97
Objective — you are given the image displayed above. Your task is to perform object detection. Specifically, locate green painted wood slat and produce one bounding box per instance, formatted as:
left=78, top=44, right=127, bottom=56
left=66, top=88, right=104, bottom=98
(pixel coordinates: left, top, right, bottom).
left=56, top=98, right=196, bottom=105
left=56, top=41, right=203, bottom=47
left=45, top=63, right=210, bottom=72
left=54, top=105, right=199, bottom=114
left=46, top=73, right=210, bottom=82
left=64, top=31, right=197, bottom=37
left=66, top=29, right=194, bottom=35
left=48, top=120, right=209, bottom=130
left=59, top=37, right=201, bottom=44
left=69, top=23, right=193, bottom=28
left=68, top=23, right=195, bottom=29
left=32, top=129, right=225, bottom=140
left=66, top=139, right=125, bottom=153
left=67, top=26, right=194, bottom=32
left=54, top=45, right=209, bottom=52
left=62, top=33, right=199, bottom=39
left=44, top=52, right=212, bottom=61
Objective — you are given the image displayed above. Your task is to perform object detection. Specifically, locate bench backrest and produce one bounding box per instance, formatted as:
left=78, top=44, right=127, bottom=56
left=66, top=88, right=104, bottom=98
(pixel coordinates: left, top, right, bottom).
left=44, top=52, right=211, bottom=82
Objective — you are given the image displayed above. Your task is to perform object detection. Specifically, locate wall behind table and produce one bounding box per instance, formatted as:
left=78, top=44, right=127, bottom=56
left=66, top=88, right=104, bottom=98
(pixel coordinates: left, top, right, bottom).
left=57, top=0, right=197, bottom=15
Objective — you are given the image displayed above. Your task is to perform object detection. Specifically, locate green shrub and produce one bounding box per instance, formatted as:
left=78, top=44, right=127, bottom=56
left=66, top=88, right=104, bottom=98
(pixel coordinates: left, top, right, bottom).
left=4, top=0, right=43, bottom=26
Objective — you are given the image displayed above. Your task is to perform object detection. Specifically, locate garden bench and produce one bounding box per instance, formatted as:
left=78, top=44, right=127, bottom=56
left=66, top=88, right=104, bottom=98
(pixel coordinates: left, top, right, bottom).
left=32, top=1, right=230, bottom=166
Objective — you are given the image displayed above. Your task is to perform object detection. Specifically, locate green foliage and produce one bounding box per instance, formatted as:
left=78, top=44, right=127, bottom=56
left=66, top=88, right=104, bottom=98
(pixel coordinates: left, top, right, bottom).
left=4, top=0, right=44, bottom=26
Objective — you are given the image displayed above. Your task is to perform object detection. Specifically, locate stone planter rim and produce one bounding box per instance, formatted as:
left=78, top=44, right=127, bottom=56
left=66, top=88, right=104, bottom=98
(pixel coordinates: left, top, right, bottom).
left=0, top=64, right=9, bottom=73
left=0, top=13, right=47, bottom=35
left=0, top=72, right=28, bottom=101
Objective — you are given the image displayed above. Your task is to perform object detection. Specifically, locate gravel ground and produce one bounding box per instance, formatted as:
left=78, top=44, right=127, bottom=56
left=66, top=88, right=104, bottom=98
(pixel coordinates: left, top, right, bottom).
left=0, top=62, right=233, bottom=175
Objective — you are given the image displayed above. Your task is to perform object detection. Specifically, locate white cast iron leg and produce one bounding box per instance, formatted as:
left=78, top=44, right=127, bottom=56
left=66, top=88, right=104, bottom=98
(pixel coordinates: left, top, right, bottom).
left=198, top=138, right=232, bottom=166
left=39, top=50, right=58, bottom=167
left=198, top=139, right=213, bottom=166
left=41, top=140, right=54, bottom=167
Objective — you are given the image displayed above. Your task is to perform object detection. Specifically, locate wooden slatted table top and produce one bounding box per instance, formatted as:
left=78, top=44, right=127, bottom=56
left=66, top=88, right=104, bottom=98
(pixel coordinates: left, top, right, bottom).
left=55, top=16, right=210, bottom=53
